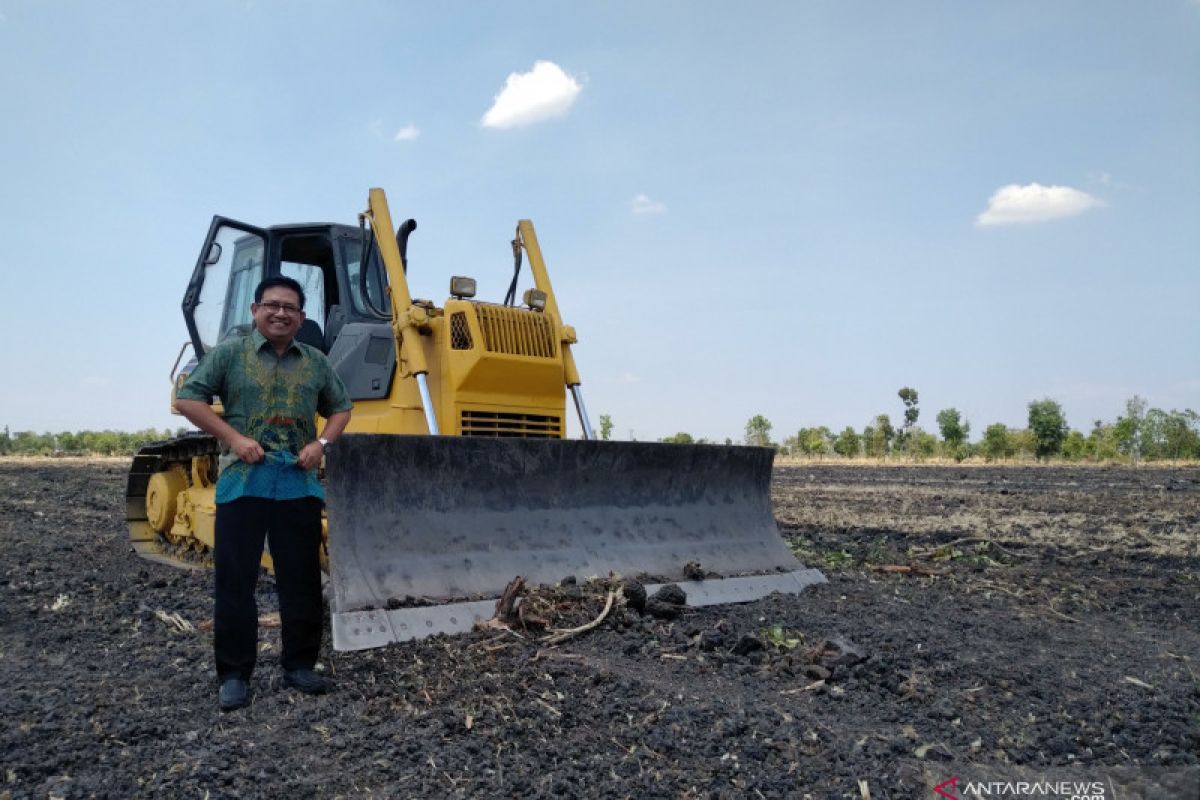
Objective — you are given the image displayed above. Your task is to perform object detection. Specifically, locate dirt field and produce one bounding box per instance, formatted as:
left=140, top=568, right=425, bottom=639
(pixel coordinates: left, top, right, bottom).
left=2, top=459, right=1197, bottom=799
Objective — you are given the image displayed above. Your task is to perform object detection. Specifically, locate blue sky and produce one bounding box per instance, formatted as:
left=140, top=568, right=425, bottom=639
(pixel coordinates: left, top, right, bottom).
left=1, top=1, right=1197, bottom=442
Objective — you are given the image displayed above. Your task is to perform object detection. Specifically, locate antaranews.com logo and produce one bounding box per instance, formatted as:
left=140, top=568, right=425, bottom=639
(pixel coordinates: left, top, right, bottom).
left=932, top=776, right=1108, bottom=799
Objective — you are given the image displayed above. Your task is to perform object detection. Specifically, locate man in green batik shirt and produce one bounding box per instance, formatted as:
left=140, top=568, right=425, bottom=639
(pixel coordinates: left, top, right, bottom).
left=176, top=276, right=352, bottom=712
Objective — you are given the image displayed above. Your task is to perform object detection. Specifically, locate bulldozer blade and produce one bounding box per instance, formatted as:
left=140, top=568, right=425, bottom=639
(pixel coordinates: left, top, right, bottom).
left=324, top=434, right=825, bottom=651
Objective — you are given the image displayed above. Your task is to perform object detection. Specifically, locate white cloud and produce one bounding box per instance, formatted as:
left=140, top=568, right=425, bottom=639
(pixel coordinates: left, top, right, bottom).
left=619, top=372, right=640, bottom=384
left=481, top=61, right=582, bottom=129
left=630, top=193, right=667, bottom=215
left=975, top=182, right=1104, bottom=227
left=393, top=124, right=420, bottom=141
left=1086, top=170, right=1143, bottom=194
left=368, top=120, right=420, bottom=142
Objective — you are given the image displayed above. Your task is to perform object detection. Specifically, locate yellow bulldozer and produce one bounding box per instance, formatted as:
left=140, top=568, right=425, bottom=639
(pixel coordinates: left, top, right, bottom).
left=126, top=188, right=824, bottom=651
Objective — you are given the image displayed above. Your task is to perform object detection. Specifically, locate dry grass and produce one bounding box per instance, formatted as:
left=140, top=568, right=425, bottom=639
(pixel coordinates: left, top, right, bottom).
left=774, top=456, right=1200, bottom=469
left=0, top=455, right=131, bottom=465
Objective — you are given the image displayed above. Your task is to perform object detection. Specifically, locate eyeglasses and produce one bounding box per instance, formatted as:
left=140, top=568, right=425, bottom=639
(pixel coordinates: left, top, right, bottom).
left=257, top=301, right=303, bottom=315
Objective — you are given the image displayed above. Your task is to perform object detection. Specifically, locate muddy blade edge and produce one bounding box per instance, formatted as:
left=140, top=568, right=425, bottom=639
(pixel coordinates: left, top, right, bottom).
left=324, top=434, right=826, bottom=651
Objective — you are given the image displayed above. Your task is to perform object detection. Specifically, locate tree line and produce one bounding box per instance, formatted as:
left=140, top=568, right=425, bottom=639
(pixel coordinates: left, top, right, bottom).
left=0, top=427, right=187, bottom=456
left=9, top=389, right=1199, bottom=462
left=765, top=392, right=1200, bottom=462
left=601, top=389, right=1200, bottom=463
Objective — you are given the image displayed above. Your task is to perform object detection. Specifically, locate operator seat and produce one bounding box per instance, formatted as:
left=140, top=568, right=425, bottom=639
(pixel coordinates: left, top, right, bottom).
left=295, top=319, right=327, bottom=353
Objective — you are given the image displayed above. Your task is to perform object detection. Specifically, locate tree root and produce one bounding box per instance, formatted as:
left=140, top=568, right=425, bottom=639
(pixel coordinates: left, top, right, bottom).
left=478, top=578, right=622, bottom=643
left=543, top=590, right=618, bottom=646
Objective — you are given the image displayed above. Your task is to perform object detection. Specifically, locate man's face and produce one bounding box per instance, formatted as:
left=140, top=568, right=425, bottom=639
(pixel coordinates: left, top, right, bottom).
left=252, top=286, right=305, bottom=343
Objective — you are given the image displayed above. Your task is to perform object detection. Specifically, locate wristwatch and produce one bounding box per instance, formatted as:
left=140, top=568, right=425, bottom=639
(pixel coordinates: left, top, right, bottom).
left=318, top=437, right=331, bottom=453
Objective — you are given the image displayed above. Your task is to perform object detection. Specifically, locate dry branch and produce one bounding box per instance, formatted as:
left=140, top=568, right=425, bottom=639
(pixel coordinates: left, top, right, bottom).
left=1046, top=597, right=1081, bottom=624
left=493, top=576, right=524, bottom=621
left=867, top=564, right=944, bottom=576
left=154, top=609, right=195, bottom=633
left=911, top=536, right=1026, bottom=559
left=973, top=580, right=1024, bottom=599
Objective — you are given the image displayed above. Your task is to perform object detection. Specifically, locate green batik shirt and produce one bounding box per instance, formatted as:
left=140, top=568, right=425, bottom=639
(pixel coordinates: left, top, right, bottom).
left=176, top=329, right=352, bottom=504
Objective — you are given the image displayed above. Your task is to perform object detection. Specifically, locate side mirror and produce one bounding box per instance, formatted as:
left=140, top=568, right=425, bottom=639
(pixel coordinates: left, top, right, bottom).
left=204, top=242, right=223, bottom=266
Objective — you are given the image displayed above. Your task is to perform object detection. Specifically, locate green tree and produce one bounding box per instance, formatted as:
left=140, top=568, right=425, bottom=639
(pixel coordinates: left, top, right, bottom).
left=861, top=425, right=875, bottom=453
left=660, top=432, right=695, bottom=444
left=1011, top=428, right=1036, bottom=459
left=936, top=408, right=969, bottom=450
left=1027, top=399, right=1068, bottom=459
left=598, top=414, right=613, bottom=441
left=57, top=431, right=82, bottom=453
left=1113, top=395, right=1148, bottom=464
left=980, top=423, right=1013, bottom=462
left=1087, top=420, right=1119, bottom=461
left=1061, top=430, right=1087, bottom=461
left=91, top=430, right=121, bottom=455
left=863, top=414, right=894, bottom=458
left=1112, top=416, right=1136, bottom=460
left=0, top=427, right=222, bottom=456
left=787, top=427, right=832, bottom=456
left=896, top=387, right=919, bottom=454
left=11, top=431, right=54, bottom=455
left=744, top=415, right=773, bottom=447
left=1140, top=408, right=1169, bottom=460
left=833, top=426, right=861, bottom=458
left=912, top=429, right=938, bottom=459
left=1160, top=409, right=1200, bottom=459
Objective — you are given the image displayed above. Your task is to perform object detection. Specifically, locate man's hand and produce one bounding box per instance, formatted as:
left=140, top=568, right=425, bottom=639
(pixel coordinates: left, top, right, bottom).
left=297, top=441, right=324, bottom=471
left=230, top=435, right=265, bottom=464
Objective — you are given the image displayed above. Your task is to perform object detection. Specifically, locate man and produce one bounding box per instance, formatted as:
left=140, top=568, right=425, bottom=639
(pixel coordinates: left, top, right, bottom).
left=175, top=276, right=352, bottom=712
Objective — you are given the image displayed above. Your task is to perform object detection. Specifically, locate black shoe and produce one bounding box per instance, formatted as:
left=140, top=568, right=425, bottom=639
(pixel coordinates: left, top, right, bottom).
left=218, top=678, right=249, bottom=711
left=283, top=668, right=328, bottom=695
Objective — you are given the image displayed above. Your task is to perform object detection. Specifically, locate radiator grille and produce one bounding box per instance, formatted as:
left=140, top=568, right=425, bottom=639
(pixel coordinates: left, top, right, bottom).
left=449, top=312, right=473, bottom=350
left=460, top=410, right=562, bottom=438
left=474, top=304, right=556, bottom=358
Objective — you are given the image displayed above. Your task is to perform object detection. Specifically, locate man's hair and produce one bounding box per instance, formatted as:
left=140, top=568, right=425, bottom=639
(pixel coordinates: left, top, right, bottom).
left=254, top=276, right=306, bottom=309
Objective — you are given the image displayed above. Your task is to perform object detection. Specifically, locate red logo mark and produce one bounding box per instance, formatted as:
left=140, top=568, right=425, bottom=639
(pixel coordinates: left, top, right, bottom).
left=933, top=777, right=960, bottom=800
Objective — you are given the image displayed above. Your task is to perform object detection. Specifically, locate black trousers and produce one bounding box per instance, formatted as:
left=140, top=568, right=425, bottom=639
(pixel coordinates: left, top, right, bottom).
left=213, top=496, right=323, bottom=682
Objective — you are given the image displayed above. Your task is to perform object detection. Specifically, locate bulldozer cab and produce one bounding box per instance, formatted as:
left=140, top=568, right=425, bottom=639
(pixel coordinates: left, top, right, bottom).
left=181, top=218, right=385, bottom=360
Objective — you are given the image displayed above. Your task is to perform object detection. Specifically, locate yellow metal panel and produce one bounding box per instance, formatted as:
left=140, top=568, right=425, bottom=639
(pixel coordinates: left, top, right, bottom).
left=516, top=220, right=562, bottom=324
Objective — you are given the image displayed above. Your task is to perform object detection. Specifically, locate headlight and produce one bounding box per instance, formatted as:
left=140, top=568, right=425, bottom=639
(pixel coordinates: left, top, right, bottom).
left=523, top=288, right=547, bottom=311
left=449, top=276, right=477, bottom=299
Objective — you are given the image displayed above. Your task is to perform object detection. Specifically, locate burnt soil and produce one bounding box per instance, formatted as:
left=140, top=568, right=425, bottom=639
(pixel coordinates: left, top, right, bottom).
left=1, top=460, right=1198, bottom=799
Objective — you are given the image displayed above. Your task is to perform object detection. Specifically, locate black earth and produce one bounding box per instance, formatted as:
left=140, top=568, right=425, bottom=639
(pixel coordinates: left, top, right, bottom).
left=1, top=460, right=1197, bottom=799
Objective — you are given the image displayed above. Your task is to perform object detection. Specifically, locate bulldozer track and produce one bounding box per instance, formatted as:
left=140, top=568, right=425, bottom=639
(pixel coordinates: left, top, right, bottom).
left=125, top=432, right=218, bottom=570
